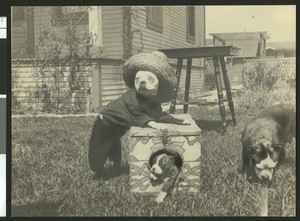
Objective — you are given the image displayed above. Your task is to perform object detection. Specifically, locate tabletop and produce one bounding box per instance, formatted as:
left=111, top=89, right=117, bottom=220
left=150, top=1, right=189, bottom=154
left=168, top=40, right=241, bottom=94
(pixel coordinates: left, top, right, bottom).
left=159, top=45, right=240, bottom=59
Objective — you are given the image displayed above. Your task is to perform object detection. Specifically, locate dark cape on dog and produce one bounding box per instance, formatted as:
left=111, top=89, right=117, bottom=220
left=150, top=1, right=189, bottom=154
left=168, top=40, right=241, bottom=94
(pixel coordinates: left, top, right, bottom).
left=89, top=51, right=181, bottom=175
left=100, top=89, right=182, bottom=128
left=89, top=89, right=183, bottom=173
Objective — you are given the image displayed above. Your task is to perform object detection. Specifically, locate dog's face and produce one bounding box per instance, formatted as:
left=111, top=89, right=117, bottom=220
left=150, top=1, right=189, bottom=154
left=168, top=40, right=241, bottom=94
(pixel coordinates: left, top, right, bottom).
left=150, top=153, right=174, bottom=177
left=134, top=71, right=159, bottom=98
left=248, top=140, right=285, bottom=181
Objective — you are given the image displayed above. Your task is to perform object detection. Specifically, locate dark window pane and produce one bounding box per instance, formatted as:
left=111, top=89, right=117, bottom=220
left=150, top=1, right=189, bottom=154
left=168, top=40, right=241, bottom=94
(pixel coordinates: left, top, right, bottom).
left=147, top=7, right=163, bottom=33
left=186, top=6, right=195, bottom=44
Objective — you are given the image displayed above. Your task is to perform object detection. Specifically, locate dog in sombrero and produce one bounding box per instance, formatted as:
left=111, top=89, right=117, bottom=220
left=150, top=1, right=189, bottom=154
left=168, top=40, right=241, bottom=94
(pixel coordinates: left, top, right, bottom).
left=89, top=51, right=190, bottom=178
left=241, top=103, right=295, bottom=181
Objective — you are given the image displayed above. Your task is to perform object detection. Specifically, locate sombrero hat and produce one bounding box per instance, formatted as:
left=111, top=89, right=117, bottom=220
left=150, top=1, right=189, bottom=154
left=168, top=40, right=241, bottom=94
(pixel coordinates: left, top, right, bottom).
left=122, top=51, right=177, bottom=102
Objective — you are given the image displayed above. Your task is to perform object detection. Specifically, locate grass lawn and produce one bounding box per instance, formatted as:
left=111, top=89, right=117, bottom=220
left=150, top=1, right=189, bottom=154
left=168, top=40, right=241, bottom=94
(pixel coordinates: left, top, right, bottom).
left=11, top=92, right=296, bottom=216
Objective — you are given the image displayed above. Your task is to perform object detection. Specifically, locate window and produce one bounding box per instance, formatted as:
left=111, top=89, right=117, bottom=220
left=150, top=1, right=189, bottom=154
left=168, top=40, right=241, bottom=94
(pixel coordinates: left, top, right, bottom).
left=11, top=6, right=35, bottom=58
left=146, top=7, right=163, bottom=33
left=12, top=7, right=25, bottom=21
left=52, top=6, right=88, bottom=26
left=186, top=6, right=195, bottom=44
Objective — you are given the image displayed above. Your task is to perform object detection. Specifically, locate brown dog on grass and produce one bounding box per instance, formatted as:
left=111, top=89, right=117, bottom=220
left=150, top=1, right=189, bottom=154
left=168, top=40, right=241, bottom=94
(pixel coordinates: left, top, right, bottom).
left=241, top=104, right=295, bottom=181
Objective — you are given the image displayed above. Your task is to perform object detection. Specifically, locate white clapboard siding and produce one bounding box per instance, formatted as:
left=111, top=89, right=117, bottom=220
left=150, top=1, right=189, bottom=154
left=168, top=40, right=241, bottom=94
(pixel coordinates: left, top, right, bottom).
left=12, top=63, right=92, bottom=111
left=131, top=6, right=206, bottom=95
left=102, top=6, right=124, bottom=59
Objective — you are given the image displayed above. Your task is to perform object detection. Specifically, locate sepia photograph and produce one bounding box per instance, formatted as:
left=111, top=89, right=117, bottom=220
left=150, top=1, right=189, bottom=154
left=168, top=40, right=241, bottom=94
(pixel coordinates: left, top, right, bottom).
left=10, top=5, right=296, bottom=216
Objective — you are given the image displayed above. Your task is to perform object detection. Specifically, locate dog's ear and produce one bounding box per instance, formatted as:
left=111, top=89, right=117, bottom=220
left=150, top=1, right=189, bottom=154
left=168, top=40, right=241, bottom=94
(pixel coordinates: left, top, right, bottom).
left=172, top=152, right=183, bottom=169
left=272, top=142, right=286, bottom=163
left=148, top=153, right=158, bottom=170
left=241, top=145, right=249, bottom=174
left=149, top=149, right=165, bottom=168
left=168, top=156, right=175, bottom=162
left=247, top=146, right=258, bottom=155
left=265, top=143, right=272, bottom=149
left=272, top=142, right=286, bottom=151
left=248, top=142, right=265, bottom=154
left=148, top=161, right=152, bottom=171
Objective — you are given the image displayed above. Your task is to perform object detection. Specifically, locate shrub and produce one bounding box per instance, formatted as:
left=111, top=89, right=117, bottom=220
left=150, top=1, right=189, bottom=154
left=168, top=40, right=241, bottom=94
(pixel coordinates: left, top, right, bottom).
left=283, top=74, right=296, bottom=89
left=243, top=62, right=279, bottom=91
left=31, top=9, right=94, bottom=114
left=235, top=87, right=273, bottom=111
left=235, top=87, right=296, bottom=112
left=203, top=61, right=216, bottom=92
left=204, top=71, right=216, bottom=91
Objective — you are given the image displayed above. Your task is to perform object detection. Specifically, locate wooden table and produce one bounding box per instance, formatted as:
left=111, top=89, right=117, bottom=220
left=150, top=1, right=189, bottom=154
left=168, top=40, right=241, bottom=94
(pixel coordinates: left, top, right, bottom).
left=159, top=46, right=240, bottom=135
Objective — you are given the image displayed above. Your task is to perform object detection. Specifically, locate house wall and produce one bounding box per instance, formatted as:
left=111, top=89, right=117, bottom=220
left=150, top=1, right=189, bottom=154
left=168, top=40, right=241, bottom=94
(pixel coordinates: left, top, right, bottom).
left=12, top=7, right=34, bottom=59
left=11, top=20, right=27, bottom=59
left=12, top=6, right=207, bottom=112
left=130, top=6, right=206, bottom=98
left=95, top=6, right=126, bottom=107
left=11, top=61, right=92, bottom=113
left=96, top=6, right=207, bottom=107
left=102, top=6, right=124, bottom=59
left=12, top=6, right=125, bottom=110
left=33, top=6, right=125, bottom=108
left=12, top=7, right=93, bottom=112
left=33, top=7, right=90, bottom=57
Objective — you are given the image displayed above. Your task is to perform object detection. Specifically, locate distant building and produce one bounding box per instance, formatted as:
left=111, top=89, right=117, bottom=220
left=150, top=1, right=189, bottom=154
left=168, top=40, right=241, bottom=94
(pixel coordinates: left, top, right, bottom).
left=209, top=31, right=270, bottom=58
left=265, top=47, right=277, bottom=58
left=266, top=41, right=296, bottom=58
left=206, top=32, right=270, bottom=86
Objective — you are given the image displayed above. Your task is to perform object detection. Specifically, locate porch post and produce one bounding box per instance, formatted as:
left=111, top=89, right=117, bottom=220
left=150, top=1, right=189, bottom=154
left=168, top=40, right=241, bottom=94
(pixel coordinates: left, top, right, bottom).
left=88, top=6, right=104, bottom=110
left=89, top=6, right=103, bottom=48
left=263, top=38, right=266, bottom=58
left=259, top=33, right=263, bottom=58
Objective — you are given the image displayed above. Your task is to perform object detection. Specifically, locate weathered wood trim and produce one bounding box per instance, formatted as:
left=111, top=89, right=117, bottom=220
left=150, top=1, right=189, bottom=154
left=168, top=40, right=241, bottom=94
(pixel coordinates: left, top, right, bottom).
left=25, top=7, right=35, bottom=58
left=159, top=46, right=240, bottom=59
left=89, top=6, right=103, bottom=47
left=123, top=6, right=132, bottom=59
left=91, top=61, right=102, bottom=109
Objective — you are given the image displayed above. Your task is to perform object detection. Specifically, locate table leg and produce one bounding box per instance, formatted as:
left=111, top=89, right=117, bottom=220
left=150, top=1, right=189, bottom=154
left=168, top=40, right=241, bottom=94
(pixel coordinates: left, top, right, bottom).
left=169, top=58, right=183, bottom=114
left=220, top=57, right=237, bottom=125
left=183, top=58, right=192, bottom=113
left=213, top=57, right=227, bottom=135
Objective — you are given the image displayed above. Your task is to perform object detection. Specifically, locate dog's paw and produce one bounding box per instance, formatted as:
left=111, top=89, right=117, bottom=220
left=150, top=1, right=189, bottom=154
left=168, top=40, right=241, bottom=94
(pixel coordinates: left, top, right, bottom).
left=150, top=173, right=158, bottom=180
left=155, top=191, right=167, bottom=203
left=148, top=121, right=171, bottom=130
left=181, top=120, right=192, bottom=125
